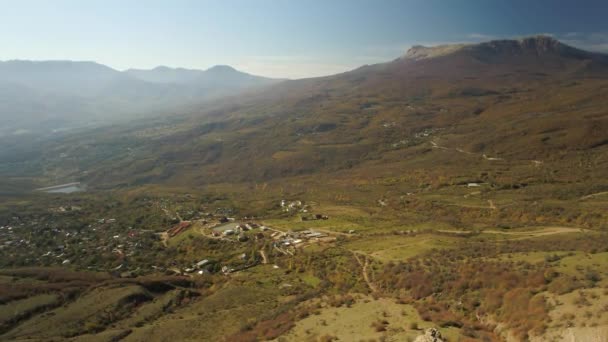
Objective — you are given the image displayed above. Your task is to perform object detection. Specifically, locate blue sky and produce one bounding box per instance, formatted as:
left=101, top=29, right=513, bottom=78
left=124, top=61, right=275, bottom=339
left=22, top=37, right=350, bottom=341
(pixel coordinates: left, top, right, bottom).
left=1, top=0, right=608, bottom=78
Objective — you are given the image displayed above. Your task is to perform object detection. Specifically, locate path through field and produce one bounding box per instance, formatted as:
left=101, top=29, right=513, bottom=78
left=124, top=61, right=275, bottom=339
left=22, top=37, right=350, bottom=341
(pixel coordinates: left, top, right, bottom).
left=439, top=226, right=589, bottom=240
left=580, top=191, right=608, bottom=200
left=484, top=226, right=588, bottom=240
left=259, top=250, right=268, bottom=264
left=352, top=252, right=378, bottom=293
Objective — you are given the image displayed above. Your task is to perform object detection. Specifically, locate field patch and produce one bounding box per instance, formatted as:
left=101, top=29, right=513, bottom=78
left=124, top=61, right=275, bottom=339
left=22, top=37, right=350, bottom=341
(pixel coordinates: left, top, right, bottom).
left=536, top=288, right=608, bottom=342
left=276, top=295, right=462, bottom=341
left=345, top=234, right=457, bottom=261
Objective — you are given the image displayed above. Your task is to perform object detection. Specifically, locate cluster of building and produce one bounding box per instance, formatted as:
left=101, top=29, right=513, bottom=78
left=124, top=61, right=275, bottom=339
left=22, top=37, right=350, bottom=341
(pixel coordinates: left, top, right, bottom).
left=183, top=258, right=217, bottom=275
left=49, top=205, right=82, bottom=213
left=217, top=222, right=264, bottom=236
left=0, top=213, right=159, bottom=271
left=271, top=229, right=330, bottom=252
left=414, top=128, right=438, bottom=138
left=280, top=200, right=310, bottom=213
left=0, top=224, right=23, bottom=250
left=392, top=128, right=442, bottom=148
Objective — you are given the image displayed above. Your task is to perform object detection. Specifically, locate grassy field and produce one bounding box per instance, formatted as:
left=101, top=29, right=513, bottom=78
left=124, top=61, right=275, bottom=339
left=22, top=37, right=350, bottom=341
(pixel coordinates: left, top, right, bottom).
left=276, top=295, right=464, bottom=342
left=344, top=233, right=459, bottom=261
left=538, top=287, right=608, bottom=342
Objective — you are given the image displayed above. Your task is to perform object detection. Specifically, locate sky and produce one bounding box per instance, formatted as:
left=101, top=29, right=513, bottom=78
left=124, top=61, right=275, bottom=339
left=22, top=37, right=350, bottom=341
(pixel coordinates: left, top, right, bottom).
left=1, top=0, right=608, bottom=79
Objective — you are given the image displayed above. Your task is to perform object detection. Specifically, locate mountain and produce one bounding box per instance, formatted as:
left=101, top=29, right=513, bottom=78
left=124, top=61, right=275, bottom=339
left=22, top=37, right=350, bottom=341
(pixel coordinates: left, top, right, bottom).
left=0, top=60, right=282, bottom=136
left=2, top=36, right=608, bottom=210
left=22, top=36, right=604, bottom=195
left=0, top=60, right=126, bottom=96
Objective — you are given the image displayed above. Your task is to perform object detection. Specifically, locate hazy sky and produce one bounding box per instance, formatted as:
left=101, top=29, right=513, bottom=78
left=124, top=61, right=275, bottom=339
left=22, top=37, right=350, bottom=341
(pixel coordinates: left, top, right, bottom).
left=2, top=0, right=608, bottom=79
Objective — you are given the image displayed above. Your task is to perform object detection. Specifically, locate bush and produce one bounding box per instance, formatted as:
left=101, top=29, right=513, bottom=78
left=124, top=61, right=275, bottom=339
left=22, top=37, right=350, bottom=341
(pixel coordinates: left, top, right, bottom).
left=371, top=320, right=388, bottom=332
left=585, top=270, right=601, bottom=283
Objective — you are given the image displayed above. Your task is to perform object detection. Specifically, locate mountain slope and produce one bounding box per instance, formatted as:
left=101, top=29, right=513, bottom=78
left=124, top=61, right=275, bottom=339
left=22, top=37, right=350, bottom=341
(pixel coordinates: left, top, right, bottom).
left=3, top=37, right=608, bottom=221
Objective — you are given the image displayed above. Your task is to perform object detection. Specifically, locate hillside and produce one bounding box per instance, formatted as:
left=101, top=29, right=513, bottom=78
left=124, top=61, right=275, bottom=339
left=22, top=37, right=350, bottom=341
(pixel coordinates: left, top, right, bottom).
left=2, top=36, right=608, bottom=341
left=2, top=36, right=606, bottom=226
left=19, top=38, right=601, bottom=184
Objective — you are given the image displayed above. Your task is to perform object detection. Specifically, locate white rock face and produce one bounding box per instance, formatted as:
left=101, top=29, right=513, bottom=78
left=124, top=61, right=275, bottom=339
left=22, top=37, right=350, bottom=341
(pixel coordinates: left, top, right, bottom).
left=414, top=328, right=445, bottom=342
left=403, top=44, right=467, bottom=61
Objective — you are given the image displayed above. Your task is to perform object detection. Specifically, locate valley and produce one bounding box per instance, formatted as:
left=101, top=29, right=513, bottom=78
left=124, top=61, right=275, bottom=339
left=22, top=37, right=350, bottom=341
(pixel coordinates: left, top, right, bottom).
left=1, top=36, right=608, bottom=341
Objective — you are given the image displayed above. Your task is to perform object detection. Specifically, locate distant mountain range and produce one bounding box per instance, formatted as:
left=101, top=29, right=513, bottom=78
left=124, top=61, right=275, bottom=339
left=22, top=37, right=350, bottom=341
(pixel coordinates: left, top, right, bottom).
left=0, top=61, right=282, bottom=136
left=125, top=65, right=277, bottom=86
left=52, top=36, right=607, bottom=189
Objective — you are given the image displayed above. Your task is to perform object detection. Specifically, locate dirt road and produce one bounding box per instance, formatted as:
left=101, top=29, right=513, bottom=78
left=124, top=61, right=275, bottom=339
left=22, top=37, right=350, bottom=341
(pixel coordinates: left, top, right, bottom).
left=439, top=226, right=589, bottom=240
left=260, top=250, right=268, bottom=264
left=353, top=252, right=378, bottom=293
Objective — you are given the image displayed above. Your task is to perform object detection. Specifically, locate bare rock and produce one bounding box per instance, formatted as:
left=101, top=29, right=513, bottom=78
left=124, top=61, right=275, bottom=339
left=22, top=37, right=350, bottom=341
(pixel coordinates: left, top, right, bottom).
left=414, top=328, right=445, bottom=342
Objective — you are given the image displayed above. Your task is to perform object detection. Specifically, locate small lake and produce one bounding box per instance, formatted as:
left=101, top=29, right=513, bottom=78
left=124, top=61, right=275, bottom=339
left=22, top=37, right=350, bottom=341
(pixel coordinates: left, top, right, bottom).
left=36, top=182, right=86, bottom=194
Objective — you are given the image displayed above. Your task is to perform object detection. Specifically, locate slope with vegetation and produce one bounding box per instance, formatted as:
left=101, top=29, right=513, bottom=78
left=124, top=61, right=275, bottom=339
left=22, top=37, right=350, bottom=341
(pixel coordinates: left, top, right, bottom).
left=1, top=36, right=608, bottom=341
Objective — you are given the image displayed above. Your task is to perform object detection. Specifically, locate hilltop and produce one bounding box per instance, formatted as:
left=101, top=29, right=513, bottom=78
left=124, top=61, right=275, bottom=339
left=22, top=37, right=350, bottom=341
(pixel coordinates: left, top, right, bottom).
left=402, top=36, right=604, bottom=62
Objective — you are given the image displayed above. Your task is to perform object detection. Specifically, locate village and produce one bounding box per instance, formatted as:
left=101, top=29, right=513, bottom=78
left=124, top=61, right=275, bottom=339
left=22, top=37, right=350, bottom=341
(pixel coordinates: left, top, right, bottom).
left=163, top=201, right=340, bottom=276
left=0, top=210, right=162, bottom=277
left=0, top=197, right=345, bottom=279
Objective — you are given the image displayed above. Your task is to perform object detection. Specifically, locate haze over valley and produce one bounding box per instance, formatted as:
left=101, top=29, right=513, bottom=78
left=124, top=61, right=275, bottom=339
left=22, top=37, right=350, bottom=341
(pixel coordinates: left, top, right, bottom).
left=0, top=60, right=279, bottom=137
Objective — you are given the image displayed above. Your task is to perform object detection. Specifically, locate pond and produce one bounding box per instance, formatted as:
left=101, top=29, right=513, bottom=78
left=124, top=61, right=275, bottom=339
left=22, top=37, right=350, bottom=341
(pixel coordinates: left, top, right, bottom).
left=36, top=182, right=86, bottom=194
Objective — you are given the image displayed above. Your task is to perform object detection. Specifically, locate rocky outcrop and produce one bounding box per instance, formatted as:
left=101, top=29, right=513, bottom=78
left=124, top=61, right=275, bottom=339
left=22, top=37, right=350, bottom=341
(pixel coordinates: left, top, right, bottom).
left=403, top=44, right=467, bottom=61
left=414, top=328, right=445, bottom=342
left=402, top=36, right=605, bottom=63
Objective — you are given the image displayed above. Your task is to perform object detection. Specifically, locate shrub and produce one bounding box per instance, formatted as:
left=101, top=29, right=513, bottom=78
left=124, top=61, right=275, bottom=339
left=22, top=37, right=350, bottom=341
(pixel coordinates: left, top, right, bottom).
left=371, top=320, right=388, bottom=332
left=585, top=270, right=601, bottom=283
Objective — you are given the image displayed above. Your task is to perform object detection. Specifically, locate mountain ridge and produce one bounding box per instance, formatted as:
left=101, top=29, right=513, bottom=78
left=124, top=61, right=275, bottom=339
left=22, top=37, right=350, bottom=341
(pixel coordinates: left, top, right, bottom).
left=402, top=35, right=608, bottom=62
left=124, top=64, right=281, bottom=84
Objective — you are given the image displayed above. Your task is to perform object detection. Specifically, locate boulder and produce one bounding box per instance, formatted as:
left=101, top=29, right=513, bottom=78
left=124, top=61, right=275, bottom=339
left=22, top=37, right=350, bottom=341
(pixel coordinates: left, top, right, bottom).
left=414, top=328, right=444, bottom=342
